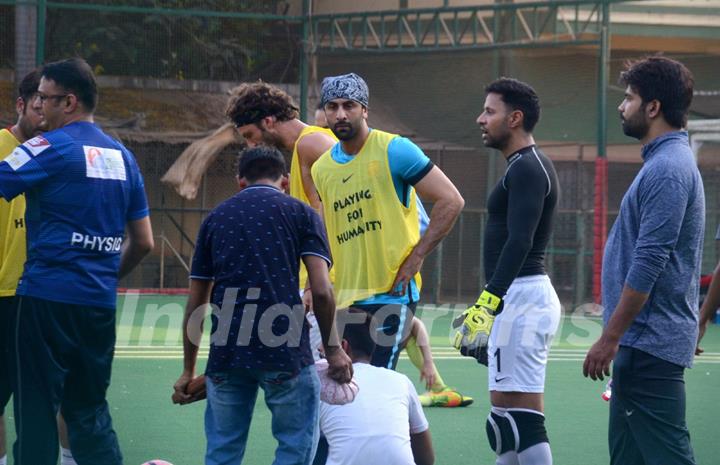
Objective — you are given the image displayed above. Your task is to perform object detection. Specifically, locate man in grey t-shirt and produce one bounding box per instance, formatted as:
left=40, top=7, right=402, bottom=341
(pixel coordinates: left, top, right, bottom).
left=584, top=56, right=702, bottom=465
left=697, top=223, right=720, bottom=355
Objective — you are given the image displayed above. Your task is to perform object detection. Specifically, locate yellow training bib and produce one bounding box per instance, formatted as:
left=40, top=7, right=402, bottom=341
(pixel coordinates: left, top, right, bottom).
left=289, top=125, right=337, bottom=289
left=0, top=128, right=27, bottom=296
left=311, top=129, right=421, bottom=308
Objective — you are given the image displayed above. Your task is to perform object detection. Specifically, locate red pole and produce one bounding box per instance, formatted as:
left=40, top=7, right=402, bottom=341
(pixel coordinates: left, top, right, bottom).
left=592, top=156, right=608, bottom=304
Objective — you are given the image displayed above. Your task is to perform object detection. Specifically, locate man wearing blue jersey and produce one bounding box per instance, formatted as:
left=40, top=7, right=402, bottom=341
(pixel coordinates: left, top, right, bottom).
left=0, top=58, right=154, bottom=465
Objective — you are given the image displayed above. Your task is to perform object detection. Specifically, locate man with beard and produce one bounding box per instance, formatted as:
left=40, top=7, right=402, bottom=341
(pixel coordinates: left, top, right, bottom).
left=226, top=81, right=339, bottom=364
left=312, top=73, right=465, bottom=371
left=584, top=56, right=702, bottom=465
left=227, top=81, right=471, bottom=410
left=453, top=77, right=561, bottom=465
left=227, top=82, right=335, bottom=300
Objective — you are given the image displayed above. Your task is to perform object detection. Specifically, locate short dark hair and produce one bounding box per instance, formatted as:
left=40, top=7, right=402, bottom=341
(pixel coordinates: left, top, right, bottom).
left=485, top=77, right=541, bottom=132
left=619, top=56, right=694, bottom=129
left=226, top=82, right=299, bottom=128
left=41, top=58, right=98, bottom=112
left=237, top=146, right=286, bottom=182
left=17, top=69, right=41, bottom=103
left=342, top=312, right=376, bottom=358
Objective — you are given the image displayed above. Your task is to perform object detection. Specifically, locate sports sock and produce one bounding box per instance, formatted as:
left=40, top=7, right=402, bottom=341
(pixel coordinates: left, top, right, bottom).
left=405, top=336, right=446, bottom=390
left=405, top=336, right=425, bottom=371
left=430, top=366, right=446, bottom=391
left=0, top=454, right=7, bottom=465
left=496, top=451, right=519, bottom=465
left=61, top=447, right=78, bottom=465
left=518, top=442, right=552, bottom=465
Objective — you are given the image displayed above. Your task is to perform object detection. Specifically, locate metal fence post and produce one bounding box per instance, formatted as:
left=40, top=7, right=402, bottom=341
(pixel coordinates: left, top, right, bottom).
left=14, top=0, right=38, bottom=80
left=36, top=0, right=46, bottom=65
left=299, top=0, right=310, bottom=121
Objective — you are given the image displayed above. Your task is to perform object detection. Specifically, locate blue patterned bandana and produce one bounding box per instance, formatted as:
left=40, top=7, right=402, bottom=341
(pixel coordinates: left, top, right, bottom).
left=320, top=73, right=369, bottom=108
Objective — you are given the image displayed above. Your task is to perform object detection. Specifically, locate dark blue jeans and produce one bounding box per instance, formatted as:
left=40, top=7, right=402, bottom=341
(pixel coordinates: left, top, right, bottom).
left=205, top=364, right=320, bottom=465
left=10, top=296, right=122, bottom=465
left=610, top=346, right=695, bottom=465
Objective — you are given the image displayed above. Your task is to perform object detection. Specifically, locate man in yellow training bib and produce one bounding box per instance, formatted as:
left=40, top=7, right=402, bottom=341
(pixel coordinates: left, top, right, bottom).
left=0, top=69, right=45, bottom=465
left=226, top=82, right=338, bottom=362
left=228, top=80, right=472, bottom=408
left=312, top=73, right=464, bottom=373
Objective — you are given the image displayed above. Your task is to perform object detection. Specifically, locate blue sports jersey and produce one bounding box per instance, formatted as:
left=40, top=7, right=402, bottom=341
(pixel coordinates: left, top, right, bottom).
left=0, top=121, right=149, bottom=309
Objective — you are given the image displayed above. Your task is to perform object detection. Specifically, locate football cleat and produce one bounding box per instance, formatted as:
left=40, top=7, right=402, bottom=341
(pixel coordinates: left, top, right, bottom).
left=418, top=387, right=474, bottom=408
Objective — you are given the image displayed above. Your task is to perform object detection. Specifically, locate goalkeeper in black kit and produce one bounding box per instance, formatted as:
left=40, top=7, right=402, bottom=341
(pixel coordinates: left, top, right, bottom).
left=453, top=78, right=561, bottom=465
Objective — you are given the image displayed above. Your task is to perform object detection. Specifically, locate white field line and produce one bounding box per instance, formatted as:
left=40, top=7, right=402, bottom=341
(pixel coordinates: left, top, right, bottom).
left=115, top=345, right=720, bottom=357
left=113, top=346, right=720, bottom=364
left=114, top=354, right=720, bottom=364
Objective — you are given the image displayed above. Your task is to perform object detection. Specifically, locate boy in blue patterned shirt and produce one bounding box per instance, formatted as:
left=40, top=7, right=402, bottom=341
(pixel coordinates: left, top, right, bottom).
left=174, top=146, right=352, bottom=465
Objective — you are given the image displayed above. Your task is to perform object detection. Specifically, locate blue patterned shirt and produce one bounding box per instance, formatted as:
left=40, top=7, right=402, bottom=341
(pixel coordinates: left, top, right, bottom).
left=191, top=184, right=332, bottom=373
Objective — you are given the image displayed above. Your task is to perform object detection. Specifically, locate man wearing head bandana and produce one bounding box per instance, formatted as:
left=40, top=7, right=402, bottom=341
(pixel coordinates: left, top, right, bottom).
left=311, top=73, right=465, bottom=372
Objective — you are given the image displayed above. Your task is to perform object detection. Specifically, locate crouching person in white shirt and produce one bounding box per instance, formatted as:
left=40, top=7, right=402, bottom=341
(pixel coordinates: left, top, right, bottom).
left=319, top=313, right=434, bottom=465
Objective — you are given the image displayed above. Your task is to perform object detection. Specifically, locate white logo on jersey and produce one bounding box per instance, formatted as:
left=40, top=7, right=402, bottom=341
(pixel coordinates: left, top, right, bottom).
left=84, top=145, right=126, bottom=181
left=3, top=147, right=31, bottom=171
left=71, top=232, right=123, bottom=252
left=25, top=136, right=51, bottom=156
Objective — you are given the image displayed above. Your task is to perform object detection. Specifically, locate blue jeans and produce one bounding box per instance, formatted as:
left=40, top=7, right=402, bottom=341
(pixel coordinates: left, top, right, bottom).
left=205, top=364, right=320, bottom=465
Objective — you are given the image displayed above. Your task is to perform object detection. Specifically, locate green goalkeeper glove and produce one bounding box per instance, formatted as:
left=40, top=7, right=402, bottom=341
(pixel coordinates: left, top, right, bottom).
left=452, top=289, right=503, bottom=365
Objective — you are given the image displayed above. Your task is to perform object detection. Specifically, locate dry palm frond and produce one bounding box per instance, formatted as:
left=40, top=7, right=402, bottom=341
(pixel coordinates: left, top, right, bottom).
left=161, top=122, right=242, bottom=200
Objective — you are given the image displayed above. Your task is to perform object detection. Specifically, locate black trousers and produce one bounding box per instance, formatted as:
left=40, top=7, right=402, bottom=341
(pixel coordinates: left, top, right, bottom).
left=0, top=296, right=14, bottom=416
left=9, top=295, right=123, bottom=465
left=610, top=346, right=695, bottom=465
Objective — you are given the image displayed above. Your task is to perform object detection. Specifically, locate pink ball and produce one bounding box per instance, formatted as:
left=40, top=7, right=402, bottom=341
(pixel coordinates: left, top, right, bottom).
left=141, top=461, right=174, bottom=465
left=315, top=359, right=359, bottom=405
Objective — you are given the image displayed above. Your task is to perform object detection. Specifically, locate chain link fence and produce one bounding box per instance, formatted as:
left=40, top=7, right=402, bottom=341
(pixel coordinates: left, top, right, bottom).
left=0, top=1, right=718, bottom=308
left=116, top=139, right=720, bottom=309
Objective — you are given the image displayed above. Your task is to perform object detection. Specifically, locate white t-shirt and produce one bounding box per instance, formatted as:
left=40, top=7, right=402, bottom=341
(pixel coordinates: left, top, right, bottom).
left=319, top=363, right=429, bottom=465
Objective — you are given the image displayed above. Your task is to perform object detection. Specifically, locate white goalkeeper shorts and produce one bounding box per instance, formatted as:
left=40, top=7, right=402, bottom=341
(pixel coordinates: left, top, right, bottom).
left=488, top=275, right=561, bottom=393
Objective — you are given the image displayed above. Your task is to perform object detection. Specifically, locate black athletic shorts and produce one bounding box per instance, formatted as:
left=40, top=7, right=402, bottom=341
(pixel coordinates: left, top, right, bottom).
left=0, top=296, right=17, bottom=415
left=348, top=302, right=417, bottom=370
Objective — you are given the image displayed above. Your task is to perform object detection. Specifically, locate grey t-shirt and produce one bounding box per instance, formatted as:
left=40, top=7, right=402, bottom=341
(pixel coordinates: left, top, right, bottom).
left=602, top=131, right=705, bottom=368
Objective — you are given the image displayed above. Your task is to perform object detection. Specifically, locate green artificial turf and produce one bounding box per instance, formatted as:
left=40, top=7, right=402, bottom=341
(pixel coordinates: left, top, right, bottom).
left=3, top=296, right=719, bottom=464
